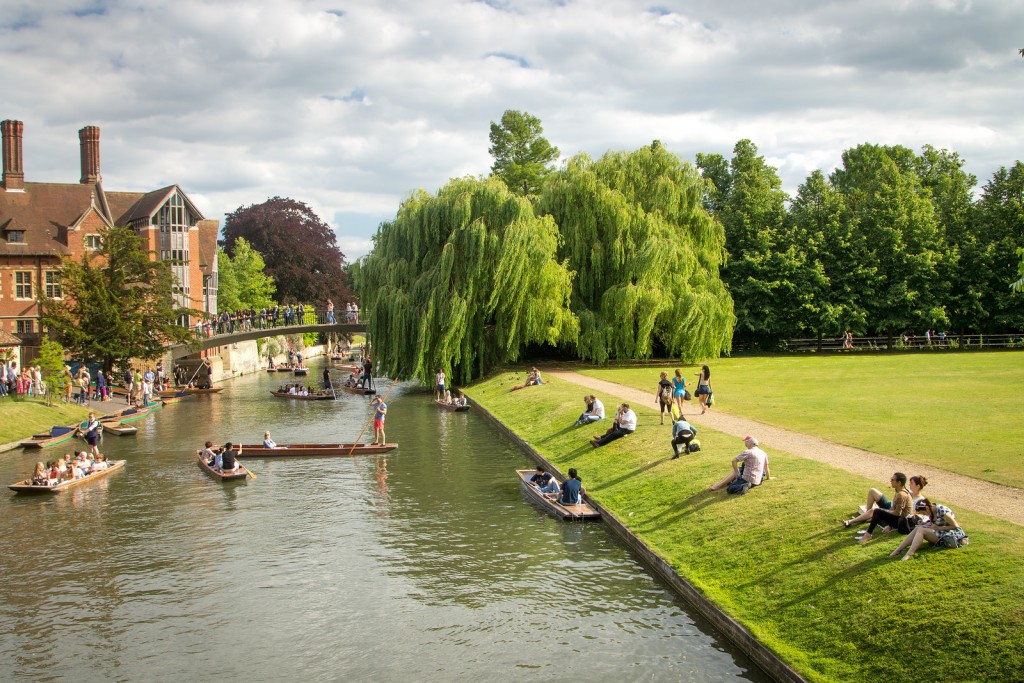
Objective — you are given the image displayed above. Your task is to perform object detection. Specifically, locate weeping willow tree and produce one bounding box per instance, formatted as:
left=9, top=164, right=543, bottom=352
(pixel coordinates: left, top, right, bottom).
left=350, top=177, right=578, bottom=386
left=536, top=141, right=734, bottom=363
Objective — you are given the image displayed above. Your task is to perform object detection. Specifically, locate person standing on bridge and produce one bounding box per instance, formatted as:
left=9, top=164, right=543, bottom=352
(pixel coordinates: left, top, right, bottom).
left=297, top=303, right=305, bottom=324
left=326, top=299, right=335, bottom=324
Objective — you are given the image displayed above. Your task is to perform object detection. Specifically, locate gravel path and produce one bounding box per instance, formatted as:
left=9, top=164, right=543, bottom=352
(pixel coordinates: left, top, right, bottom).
left=549, top=370, right=1024, bottom=526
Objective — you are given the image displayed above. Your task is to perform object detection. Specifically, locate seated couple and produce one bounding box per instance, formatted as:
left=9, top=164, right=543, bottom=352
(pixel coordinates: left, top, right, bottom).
left=202, top=441, right=241, bottom=472
left=844, top=473, right=928, bottom=543
left=709, top=436, right=770, bottom=494
left=573, top=395, right=605, bottom=426
left=531, top=466, right=585, bottom=506
left=590, top=404, right=636, bottom=447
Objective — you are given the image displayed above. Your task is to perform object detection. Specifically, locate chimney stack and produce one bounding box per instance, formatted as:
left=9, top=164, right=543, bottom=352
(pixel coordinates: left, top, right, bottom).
left=2, top=119, right=25, bottom=191
left=79, top=125, right=101, bottom=184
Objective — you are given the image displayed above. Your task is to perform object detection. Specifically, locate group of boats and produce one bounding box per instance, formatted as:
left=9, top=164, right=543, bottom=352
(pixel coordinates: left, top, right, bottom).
left=266, top=363, right=309, bottom=376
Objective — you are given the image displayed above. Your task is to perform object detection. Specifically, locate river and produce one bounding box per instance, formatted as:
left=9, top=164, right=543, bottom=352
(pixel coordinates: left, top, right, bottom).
left=0, top=367, right=769, bottom=682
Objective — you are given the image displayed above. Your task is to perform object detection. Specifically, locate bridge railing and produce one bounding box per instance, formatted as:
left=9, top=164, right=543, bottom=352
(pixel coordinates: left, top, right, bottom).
left=191, top=309, right=363, bottom=340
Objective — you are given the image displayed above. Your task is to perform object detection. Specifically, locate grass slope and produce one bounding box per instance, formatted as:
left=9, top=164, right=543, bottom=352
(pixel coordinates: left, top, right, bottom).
left=579, top=352, right=1024, bottom=488
left=0, top=398, right=92, bottom=446
left=469, top=372, right=1024, bottom=683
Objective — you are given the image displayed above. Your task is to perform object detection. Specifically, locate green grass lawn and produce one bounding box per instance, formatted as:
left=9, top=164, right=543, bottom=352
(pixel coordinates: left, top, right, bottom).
left=0, top=397, right=92, bottom=445
left=469, top=372, right=1024, bottom=683
left=578, top=351, right=1024, bottom=488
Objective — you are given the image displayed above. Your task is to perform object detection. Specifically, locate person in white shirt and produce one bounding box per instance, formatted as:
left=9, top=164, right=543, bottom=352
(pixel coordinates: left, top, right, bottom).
left=710, top=436, right=771, bottom=494
left=263, top=431, right=278, bottom=449
left=590, top=403, right=636, bottom=447
left=574, top=395, right=605, bottom=426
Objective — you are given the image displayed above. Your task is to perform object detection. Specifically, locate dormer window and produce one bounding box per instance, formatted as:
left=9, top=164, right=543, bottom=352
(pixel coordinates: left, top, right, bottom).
left=5, top=229, right=25, bottom=243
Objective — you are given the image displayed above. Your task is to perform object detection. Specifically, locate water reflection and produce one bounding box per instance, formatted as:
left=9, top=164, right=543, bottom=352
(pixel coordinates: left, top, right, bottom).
left=0, top=366, right=768, bottom=682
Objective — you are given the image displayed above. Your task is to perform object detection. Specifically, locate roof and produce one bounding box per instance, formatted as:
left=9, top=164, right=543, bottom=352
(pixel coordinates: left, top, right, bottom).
left=0, top=182, right=106, bottom=256
left=197, top=219, right=219, bottom=274
left=0, top=329, right=22, bottom=346
left=111, top=185, right=205, bottom=226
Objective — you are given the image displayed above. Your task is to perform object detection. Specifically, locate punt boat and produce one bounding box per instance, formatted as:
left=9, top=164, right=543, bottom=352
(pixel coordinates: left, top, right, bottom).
left=9, top=460, right=127, bottom=494
left=101, top=421, right=138, bottom=436
left=436, top=400, right=470, bottom=412
left=196, top=452, right=253, bottom=482
left=20, top=425, right=78, bottom=449
left=270, top=390, right=335, bottom=400
left=233, top=443, right=397, bottom=457
left=338, top=385, right=375, bottom=395
left=515, top=469, right=601, bottom=521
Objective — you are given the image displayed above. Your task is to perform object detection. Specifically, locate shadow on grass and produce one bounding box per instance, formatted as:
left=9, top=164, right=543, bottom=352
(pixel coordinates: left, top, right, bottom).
left=537, top=424, right=581, bottom=444
left=778, top=556, right=886, bottom=609
left=638, top=488, right=733, bottom=531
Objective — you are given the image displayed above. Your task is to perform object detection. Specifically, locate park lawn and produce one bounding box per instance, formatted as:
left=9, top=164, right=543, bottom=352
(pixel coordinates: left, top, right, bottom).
left=578, top=351, right=1024, bottom=488
left=0, top=398, right=92, bottom=445
left=469, top=372, right=1024, bottom=683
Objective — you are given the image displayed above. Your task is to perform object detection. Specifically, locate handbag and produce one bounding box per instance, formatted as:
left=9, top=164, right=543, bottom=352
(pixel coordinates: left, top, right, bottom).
left=683, top=389, right=691, bottom=401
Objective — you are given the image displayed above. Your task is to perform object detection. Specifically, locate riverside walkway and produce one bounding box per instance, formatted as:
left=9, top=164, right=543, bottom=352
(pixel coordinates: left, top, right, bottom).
left=549, top=370, right=1024, bottom=526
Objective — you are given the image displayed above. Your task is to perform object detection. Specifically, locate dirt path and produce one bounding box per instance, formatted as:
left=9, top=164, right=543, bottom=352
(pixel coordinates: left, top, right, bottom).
left=548, top=370, right=1024, bottom=526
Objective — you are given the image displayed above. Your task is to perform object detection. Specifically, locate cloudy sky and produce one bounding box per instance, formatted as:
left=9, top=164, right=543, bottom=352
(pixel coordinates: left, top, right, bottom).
left=2, top=0, right=1022, bottom=260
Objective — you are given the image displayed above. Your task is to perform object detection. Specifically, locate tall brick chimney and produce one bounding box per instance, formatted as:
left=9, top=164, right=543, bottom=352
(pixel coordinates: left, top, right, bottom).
left=2, top=119, right=25, bottom=191
left=79, top=125, right=101, bottom=184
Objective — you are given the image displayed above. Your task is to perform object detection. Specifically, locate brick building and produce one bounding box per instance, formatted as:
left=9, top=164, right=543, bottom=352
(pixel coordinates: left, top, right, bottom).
left=0, top=119, right=219, bottom=361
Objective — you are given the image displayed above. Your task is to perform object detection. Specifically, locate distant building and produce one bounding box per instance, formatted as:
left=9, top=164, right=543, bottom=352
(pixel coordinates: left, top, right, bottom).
left=0, top=119, right=218, bottom=358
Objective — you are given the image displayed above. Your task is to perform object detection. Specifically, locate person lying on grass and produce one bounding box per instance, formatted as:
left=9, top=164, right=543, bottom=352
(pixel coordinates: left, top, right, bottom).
left=709, top=436, right=770, bottom=494
left=888, top=499, right=968, bottom=560
left=844, top=475, right=928, bottom=529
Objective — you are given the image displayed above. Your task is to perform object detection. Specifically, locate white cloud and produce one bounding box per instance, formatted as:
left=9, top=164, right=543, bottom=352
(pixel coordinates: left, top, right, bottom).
left=2, top=0, right=1023, bottom=250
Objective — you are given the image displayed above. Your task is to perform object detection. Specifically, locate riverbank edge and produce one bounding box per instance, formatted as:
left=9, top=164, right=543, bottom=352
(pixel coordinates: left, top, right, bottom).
left=468, top=397, right=805, bottom=683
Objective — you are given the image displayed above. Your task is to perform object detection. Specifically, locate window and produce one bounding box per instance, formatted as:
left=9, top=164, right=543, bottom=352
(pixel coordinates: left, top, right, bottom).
left=14, top=271, right=32, bottom=299
left=45, top=271, right=61, bottom=299
left=85, top=234, right=102, bottom=251
left=16, top=319, right=33, bottom=334
left=6, top=230, right=25, bottom=243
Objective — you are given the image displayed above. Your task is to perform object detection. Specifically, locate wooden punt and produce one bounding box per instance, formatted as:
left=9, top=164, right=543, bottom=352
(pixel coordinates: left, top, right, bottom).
left=332, top=363, right=360, bottom=373
left=160, top=387, right=222, bottom=396
left=266, top=367, right=278, bottom=373
left=110, top=405, right=153, bottom=423
left=161, top=392, right=197, bottom=405
left=270, top=390, right=335, bottom=401
left=9, top=460, right=127, bottom=494
left=101, top=421, right=138, bottom=436
left=515, top=469, right=601, bottom=521
left=293, top=367, right=309, bottom=376
left=275, top=366, right=294, bottom=373
left=196, top=452, right=253, bottom=481
left=338, top=385, right=375, bottom=395
left=21, top=425, right=78, bottom=449
left=436, top=400, right=470, bottom=412
left=234, top=443, right=397, bottom=457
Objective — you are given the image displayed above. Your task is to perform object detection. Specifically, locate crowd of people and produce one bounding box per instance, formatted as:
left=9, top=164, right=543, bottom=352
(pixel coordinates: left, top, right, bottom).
left=190, top=300, right=361, bottom=339
left=29, top=452, right=114, bottom=486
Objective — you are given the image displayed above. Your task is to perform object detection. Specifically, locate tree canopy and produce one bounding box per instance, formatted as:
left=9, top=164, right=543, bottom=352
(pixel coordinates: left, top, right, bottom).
left=216, top=237, right=276, bottom=312
left=39, top=226, right=198, bottom=371
left=539, top=141, right=734, bottom=362
left=221, top=197, right=351, bottom=307
left=488, top=110, right=560, bottom=196
left=350, top=177, right=578, bottom=386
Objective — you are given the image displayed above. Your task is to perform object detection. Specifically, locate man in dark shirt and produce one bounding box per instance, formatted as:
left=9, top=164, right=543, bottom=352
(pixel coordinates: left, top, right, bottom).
left=361, top=357, right=373, bottom=390
left=220, top=442, right=240, bottom=472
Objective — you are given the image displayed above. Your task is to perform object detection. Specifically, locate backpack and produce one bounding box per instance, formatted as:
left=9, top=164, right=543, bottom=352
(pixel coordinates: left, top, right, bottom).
left=688, top=439, right=700, bottom=452
left=660, top=384, right=673, bottom=403
left=727, top=478, right=750, bottom=495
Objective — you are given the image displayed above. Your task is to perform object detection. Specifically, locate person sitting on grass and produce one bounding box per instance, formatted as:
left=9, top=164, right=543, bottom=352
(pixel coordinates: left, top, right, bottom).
left=888, top=499, right=967, bottom=560
left=510, top=367, right=543, bottom=391
left=573, top=395, right=605, bottom=426
left=844, top=475, right=928, bottom=528
left=709, top=436, right=770, bottom=494
left=556, top=468, right=584, bottom=505
left=858, top=472, right=917, bottom=543
left=590, top=403, right=636, bottom=447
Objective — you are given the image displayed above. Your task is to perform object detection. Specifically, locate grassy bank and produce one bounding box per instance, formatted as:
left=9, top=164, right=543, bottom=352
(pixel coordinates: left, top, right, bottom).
left=469, top=372, right=1024, bottom=683
left=0, top=398, right=92, bottom=446
left=579, top=351, right=1024, bottom=488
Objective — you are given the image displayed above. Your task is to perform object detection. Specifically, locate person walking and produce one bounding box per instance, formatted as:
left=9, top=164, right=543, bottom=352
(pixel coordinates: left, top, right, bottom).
left=656, top=371, right=674, bottom=425
left=695, top=365, right=713, bottom=414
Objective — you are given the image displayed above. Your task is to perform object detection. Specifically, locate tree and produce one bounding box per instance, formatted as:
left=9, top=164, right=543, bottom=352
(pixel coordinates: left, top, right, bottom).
left=221, top=197, right=351, bottom=308
left=538, top=141, right=734, bottom=362
left=39, top=226, right=199, bottom=371
left=350, top=177, right=578, bottom=385
left=488, top=110, right=559, bottom=196
left=216, top=237, right=276, bottom=312
left=974, top=162, right=1024, bottom=329
left=830, top=144, right=947, bottom=340
left=36, top=338, right=69, bottom=407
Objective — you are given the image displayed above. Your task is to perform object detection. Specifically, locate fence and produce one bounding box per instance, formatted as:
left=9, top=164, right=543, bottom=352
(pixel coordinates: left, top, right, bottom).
left=733, top=333, right=1024, bottom=352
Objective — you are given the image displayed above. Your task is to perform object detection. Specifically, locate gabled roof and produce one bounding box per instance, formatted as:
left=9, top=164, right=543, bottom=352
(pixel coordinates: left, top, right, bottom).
left=0, top=329, right=21, bottom=346
left=0, top=182, right=106, bottom=256
left=111, top=185, right=205, bottom=226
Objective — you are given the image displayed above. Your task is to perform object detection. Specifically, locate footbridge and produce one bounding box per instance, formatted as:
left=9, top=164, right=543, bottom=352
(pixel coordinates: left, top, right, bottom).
left=169, top=321, right=368, bottom=359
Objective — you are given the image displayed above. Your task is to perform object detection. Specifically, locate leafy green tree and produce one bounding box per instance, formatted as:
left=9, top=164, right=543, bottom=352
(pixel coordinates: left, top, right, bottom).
left=350, top=177, right=578, bottom=385
left=974, top=162, right=1024, bottom=329
left=488, top=110, right=559, bottom=196
left=787, top=170, right=870, bottom=343
left=538, top=141, right=734, bottom=362
left=831, top=144, right=947, bottom=341
left=1012, top=248, right=1024, bottom=292
left=216, top=237, right=276, bottom=312
left=694, top=152, right=731, bottom=215
left=39, top=226, right=199, bottom=372
left=222, top=197, right=351, bottom=307
left=36, top=338, right=68, bottom=407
